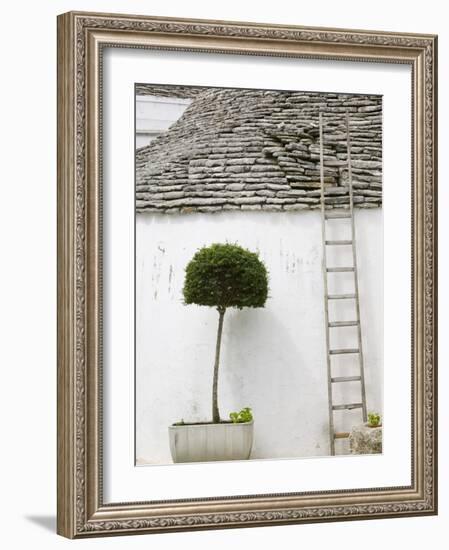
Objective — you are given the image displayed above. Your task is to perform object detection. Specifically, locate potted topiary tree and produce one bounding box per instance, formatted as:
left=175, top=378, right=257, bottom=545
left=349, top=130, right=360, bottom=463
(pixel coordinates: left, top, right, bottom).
left=168, top=243, right=269, bottom=463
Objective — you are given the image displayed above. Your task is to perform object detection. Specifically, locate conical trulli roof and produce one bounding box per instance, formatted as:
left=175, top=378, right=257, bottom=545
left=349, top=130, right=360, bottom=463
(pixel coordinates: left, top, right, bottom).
left=136, top=87, right=382, bottom=214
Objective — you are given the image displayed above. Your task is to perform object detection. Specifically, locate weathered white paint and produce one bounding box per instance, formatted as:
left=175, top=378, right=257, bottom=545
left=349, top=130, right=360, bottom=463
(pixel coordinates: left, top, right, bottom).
left=135, top=95, right=191, bottom=148
left=136, top=210, right=383, bottom=464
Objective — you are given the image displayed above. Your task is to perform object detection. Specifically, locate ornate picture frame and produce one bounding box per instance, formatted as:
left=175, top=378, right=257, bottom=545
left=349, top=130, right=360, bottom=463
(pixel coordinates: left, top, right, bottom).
left=57, top=11, right=437, bottom=538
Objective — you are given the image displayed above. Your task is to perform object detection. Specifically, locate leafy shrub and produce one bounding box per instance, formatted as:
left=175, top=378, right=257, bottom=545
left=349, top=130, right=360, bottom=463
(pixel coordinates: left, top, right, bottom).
left=230, top=407, right=253, bottom=424
left=183, top=243, right=268, bottom=310
left=367, top=412, right=381, bottom=427
left=183, top=243, right=269, bottom=423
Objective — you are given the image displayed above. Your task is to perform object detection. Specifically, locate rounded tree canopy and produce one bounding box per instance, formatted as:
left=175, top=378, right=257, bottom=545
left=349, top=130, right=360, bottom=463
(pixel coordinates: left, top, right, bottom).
left=183, top=243, right=269, bottom=310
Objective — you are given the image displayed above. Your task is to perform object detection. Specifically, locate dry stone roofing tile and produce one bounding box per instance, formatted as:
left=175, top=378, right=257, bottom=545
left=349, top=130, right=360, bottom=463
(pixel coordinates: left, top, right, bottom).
left=136, top=85, right=382, bottom=214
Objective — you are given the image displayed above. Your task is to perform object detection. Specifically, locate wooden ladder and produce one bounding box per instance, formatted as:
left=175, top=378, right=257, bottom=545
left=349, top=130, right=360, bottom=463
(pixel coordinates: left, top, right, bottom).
left=319, top=111, right=368, bottom=456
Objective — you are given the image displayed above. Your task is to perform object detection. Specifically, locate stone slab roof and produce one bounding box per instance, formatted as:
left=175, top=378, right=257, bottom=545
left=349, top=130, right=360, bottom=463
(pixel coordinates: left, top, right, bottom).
left=136, top=86, right=382, bottom=214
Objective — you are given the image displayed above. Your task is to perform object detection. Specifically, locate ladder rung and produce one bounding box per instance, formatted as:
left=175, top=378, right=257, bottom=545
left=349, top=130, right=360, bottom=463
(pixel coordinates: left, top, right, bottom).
left=332, top=403, right=363, bottom=411
left=321, top=116, right=368, bottom=457
left=327, top=294, right=356, bottom=300
left=326, top=267, right=355, bottom=272
left=325, top=211, right=351, bottom=219
left=328, top=320, right=359, bottom=327
left=325, top=240, right=353, bottom=246
left=334, top=431, right=350, bottom=439
left=329, top=348, right=360, bottom=355
left=331, top=375, right=362, bottom=383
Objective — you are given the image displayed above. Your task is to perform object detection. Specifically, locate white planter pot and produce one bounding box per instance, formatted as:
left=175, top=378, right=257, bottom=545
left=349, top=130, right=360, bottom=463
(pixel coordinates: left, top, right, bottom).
left=168, top=421, right=254, bottom=463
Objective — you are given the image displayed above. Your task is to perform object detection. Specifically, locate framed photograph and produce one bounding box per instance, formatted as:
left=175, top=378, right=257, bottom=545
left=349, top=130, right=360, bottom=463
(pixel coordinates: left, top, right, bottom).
left=57, top=11, right=438, bottom=538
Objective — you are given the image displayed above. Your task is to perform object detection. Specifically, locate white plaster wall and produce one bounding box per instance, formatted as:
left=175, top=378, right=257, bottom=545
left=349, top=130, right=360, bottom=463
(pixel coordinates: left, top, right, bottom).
left=136, top=210, right=383, bottom=464
left=136, top=95, right=191, bottom=148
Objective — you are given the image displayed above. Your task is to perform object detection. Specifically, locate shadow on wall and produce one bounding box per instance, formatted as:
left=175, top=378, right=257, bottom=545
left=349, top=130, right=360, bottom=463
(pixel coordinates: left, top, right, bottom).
left=24, top=515, right=56, bottom=533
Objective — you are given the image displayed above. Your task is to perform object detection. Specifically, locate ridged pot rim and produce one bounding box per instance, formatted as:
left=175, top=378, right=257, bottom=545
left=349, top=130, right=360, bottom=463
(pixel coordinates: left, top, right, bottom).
left=169, top=420, right=254, bottom=430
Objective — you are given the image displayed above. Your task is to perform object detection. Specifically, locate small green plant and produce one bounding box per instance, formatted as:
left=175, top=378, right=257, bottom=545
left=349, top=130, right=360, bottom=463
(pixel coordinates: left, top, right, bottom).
left=229, top=407, right=253, bottom=424
left=367, top=412, right=381, bottom=427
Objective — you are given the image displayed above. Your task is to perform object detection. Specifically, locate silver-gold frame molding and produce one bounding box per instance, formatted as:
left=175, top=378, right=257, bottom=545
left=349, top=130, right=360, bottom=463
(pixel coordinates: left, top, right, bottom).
left=57, top=11, right=438, bottom=539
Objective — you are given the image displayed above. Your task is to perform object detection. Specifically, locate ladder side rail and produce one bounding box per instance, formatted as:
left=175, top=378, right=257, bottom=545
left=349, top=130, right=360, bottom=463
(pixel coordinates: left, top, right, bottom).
left=320, top=113, right=335, bottom=454
left=346, top=111, right=368, bottom=422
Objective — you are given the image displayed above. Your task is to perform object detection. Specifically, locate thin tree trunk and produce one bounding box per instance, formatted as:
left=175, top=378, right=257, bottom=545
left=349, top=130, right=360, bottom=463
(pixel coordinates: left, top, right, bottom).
left=212, top=308, right=225, bottom=423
